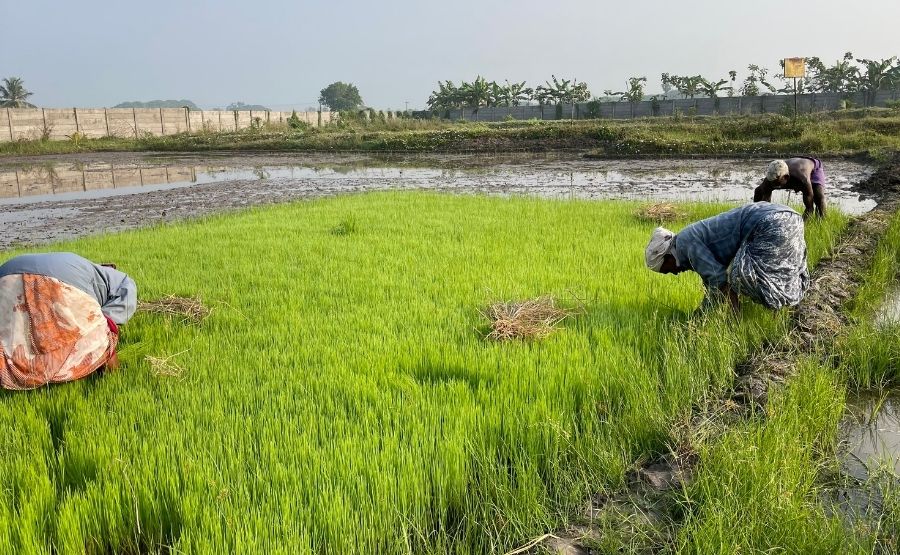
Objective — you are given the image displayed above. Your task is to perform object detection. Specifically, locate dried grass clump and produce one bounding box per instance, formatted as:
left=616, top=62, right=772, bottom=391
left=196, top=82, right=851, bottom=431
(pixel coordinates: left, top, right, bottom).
left=146, top=351, right=187, bottom=379
left=636, top=202, right=684, bottom=223
left=138, top=295, right=211, bottom=325
left=483, top=296, right=575, bottom=341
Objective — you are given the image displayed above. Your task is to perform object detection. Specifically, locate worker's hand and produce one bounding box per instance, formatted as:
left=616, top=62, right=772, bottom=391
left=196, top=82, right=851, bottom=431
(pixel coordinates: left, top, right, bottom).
left=103, top=352, right=120, bottom=373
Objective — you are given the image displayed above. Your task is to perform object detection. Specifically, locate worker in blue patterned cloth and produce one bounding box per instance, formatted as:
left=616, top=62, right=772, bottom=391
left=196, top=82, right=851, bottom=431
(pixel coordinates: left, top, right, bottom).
left=644, top=202, right=809, bottom=312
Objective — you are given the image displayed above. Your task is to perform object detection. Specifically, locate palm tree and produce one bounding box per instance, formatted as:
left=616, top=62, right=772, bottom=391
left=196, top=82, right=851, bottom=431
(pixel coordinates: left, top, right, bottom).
left=0, top=77, right=36, bottom=108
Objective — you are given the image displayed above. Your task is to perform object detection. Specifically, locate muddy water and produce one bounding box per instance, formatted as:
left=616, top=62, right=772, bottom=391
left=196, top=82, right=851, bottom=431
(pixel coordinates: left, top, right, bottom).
left=876, top=287, right=900, bottom=327
left=843, top=393, right=900, bottom=478
left=830, top=392, right=900, bottom=517
left=0, top=153, right=876, bottom=249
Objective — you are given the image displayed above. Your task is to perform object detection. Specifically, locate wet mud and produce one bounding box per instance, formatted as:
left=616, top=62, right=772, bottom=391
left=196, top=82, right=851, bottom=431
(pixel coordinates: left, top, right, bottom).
left=0, top=152, right=874, bottom=250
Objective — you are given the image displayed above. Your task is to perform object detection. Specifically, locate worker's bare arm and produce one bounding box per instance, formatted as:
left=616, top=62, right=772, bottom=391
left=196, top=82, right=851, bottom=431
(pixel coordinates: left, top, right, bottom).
left=787, top=173, right=815, bottom=219
left=103, top=352, right=120, bottom=373
left=720, top=283, right=740, bottom=313
left=753, top=179, right=773, bottom=202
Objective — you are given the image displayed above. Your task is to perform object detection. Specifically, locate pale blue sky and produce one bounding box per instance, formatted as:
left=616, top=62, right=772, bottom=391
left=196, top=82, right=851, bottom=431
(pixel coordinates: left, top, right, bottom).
left=2, top=0, right=898, bottom=110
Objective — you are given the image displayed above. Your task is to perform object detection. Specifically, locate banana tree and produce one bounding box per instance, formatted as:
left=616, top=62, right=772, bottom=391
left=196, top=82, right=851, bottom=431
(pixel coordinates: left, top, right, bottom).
left=460, top=76, right=492, bottom=109
left=426, top=81, right=463, bottom=111
left=506, top=81, right=533, bottom=106
left=699, top=76, right=732, bottom=113
left=488, top=81, right=508, bottom=106
left=604, top=77, right=646, bottom=117
left=855, top=56, right=899, bottom=106
left=670, top=75, right=705, bottom=99
left=807, top=52, right=859, bottom=94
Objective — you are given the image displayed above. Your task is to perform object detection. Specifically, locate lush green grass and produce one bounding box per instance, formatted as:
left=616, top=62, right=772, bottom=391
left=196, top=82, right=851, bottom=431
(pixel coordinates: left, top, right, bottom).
left=838, top=211, right=900, bottom=389
left=676, top=359, right=854, bottom=554
left=0, top=194, right=846, bottom=553
left=2, top=110, right=899, bottom=160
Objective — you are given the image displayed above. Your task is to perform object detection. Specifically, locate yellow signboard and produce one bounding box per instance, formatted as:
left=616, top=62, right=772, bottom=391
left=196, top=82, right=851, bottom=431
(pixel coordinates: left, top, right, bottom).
left=784, top=58, right=806, bottom=78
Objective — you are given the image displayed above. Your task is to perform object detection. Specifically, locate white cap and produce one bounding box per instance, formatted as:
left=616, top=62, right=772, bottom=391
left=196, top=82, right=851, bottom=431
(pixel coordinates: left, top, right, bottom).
left=645, top=227, right=675, bottom=272
left=766, top=160, right=789, bottom=182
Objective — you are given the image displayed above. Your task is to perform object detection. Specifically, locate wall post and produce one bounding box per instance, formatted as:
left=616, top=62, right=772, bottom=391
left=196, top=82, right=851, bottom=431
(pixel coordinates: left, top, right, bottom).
left=104, top=108, right=110, bottom=137
left=132, top=108, right=139, bottom=137
left=160, top=107, right=165, bottom=135
left=73, top=107, right=80, bottom=135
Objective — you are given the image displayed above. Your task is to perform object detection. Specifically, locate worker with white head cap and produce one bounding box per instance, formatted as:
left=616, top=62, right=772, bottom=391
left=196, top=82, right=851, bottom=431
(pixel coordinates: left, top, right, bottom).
left=754, top=157, right=827, bottom=219
left=645, top=227, right=676, bottom=272
left=645, top=202, right=809, bottom=312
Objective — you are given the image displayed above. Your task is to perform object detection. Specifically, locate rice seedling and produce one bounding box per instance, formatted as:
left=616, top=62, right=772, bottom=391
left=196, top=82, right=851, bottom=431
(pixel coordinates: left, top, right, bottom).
left=0, top=192, right=847, bottom=553
left=330, top=214, right=359, bottom=236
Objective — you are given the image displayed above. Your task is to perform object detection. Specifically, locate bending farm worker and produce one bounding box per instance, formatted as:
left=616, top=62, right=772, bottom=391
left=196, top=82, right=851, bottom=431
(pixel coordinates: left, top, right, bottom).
left=645, top=202, right=809, bottom=313
left=754, top=157, right=827, bottom=219
left=0, top=252, right=137, bottom=390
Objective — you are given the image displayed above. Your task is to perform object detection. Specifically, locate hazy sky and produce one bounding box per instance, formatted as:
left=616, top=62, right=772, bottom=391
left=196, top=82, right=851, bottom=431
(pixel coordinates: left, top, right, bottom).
left=2, top=0, right=899, bottom=110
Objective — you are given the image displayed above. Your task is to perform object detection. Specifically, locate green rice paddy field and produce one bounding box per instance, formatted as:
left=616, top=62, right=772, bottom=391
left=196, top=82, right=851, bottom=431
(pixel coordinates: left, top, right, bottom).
left=1, top=192, right=885, bottom=554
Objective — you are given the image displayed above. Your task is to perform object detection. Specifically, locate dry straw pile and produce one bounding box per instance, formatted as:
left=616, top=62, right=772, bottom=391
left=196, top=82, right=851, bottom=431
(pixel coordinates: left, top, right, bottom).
left=483, top=296, right=576, bottom=341
left=635, top=202, right=684, bottom=223
left=146, top=353, right=187, bottom=379
left=138, top=295, right=211, bottom=325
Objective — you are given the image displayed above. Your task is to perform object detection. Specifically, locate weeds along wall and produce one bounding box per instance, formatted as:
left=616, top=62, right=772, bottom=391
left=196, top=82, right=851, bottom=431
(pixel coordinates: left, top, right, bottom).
left=0, top=108, right=334, bottom=142
left=420, top=90, right=900, bottom=122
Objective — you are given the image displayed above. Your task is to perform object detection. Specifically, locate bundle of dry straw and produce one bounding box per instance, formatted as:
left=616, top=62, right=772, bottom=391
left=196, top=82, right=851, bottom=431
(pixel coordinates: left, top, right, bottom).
left=636, top=202, right=684, bottom=223
left=146, top=354, right=186, bottom=378
left=483, top=296, right=575, bottom=341
left=138, top=295, right=211, bottom=325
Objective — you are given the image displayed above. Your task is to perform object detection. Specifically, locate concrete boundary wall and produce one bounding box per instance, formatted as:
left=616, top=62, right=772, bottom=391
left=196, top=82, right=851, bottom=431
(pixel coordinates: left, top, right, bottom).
left=421, top=90, right=900, bottom=122
left=0, top=108, right=332, bottom=142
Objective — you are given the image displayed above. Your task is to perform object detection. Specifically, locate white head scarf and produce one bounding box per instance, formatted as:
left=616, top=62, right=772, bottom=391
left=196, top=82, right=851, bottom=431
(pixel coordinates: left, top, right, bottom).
left=645, top=227, right=675, bottom=272
left=766, top=159, right=789, bottom=182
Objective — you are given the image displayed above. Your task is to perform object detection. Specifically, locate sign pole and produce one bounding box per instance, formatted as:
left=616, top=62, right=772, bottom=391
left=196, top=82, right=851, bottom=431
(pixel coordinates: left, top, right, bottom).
left=793, top=77, right=798, bottom=117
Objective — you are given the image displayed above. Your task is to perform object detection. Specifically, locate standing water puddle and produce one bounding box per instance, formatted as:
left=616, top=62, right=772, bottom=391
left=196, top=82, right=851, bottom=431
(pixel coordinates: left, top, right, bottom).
left=843, top=393, right=900, bottom=478
left=0, top=153, right=878, bottom=249
left=876, top=287, right=900, bottom=327
left=0, top=154, right=877, bottom=213
left=831, top=392, right=900, bottom=517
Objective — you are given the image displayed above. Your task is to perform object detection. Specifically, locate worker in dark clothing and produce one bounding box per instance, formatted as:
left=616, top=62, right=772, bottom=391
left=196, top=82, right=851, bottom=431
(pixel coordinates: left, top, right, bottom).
left=753, top=157, right=827, bottom=219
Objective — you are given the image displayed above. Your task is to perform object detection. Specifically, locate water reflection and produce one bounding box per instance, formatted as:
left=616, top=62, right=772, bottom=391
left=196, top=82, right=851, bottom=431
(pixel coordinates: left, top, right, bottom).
left=0, top=156, right=878, bottom=214
left=844, top=393, right=900, bottom=479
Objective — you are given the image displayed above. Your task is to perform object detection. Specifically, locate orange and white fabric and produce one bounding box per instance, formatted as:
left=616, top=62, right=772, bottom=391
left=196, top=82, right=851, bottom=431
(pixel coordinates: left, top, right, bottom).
left=0, top=273, right=118, bottom=390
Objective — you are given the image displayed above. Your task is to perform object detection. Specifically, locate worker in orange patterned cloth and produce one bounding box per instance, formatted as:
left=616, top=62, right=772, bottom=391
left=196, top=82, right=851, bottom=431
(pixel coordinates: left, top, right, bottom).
left=0, top=252, right=137, bottom=390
